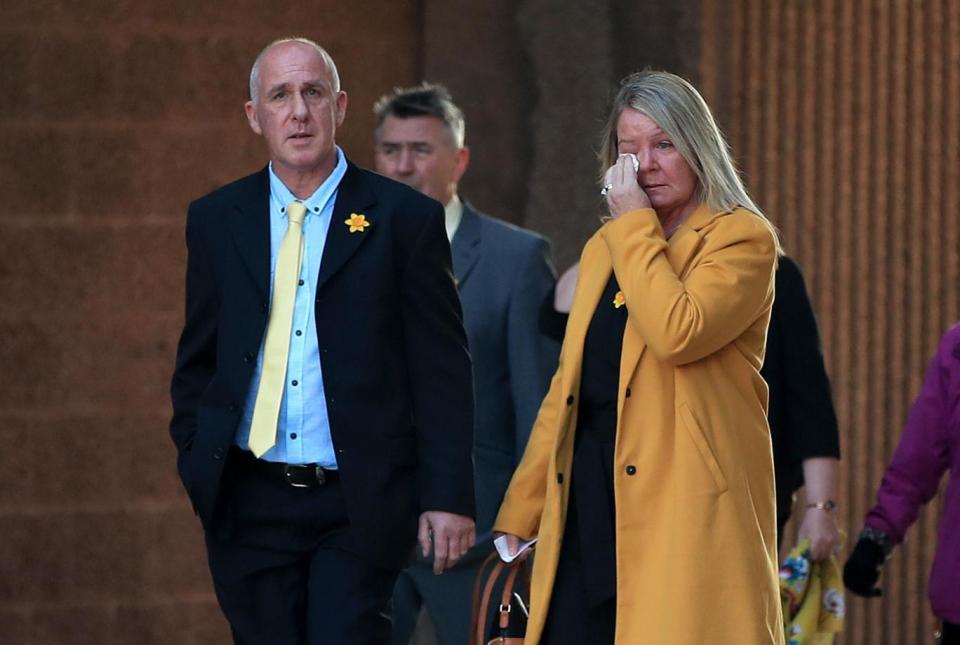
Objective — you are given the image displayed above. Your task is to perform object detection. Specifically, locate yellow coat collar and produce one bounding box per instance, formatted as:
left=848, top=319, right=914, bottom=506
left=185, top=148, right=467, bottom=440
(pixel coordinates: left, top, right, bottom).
left=571, top=204, right=730, bottom=406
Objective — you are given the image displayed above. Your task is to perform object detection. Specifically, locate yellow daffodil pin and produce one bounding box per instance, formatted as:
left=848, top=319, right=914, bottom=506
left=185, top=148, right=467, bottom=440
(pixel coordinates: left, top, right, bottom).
left=345, top=213, right=371, bottom=233
left=613, top=291, right=625, bottom=308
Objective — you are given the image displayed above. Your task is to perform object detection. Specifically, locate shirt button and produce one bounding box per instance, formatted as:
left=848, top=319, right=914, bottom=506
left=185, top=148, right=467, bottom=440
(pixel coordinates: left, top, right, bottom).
left=625, top=465, right=637, bottom=476
left=557, top=473, right=564, bottom=484
left=625, top=388, right=632, bottom=398
left=295, top=330, right=302, bottom=336
left=260, top=302, right=268, bottom=313
left=291, top=380, right=299, bottom=386
left=290, top=433, right=298, bottom=439
left=299, top=279, right=304, bottom=286
left=242, top=352, right=253, bottom=363
left=566, top=395, right=575, bottom=406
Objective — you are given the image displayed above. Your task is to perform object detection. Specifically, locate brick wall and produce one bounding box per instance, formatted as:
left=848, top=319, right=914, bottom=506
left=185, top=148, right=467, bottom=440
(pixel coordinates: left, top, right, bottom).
left=0, top=4, right=418, bottom=643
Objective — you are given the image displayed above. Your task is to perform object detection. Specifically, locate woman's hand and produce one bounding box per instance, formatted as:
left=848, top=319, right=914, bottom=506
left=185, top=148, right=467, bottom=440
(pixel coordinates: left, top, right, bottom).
left=797, top=458, right=841, bottom=561
left=493, top=532, right=534, bottom=562
left=603, top=153, right=651, bottom=219
left=798, top=506, right=841, bottom=561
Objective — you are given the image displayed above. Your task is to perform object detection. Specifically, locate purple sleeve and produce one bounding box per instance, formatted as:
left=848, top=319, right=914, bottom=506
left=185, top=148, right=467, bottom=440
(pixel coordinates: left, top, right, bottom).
left=864, top=325, right=958, bottom=543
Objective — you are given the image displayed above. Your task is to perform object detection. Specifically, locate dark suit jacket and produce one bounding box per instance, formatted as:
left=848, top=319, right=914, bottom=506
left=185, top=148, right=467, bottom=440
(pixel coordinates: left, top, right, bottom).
left=761, top=255, right=841, bottom=529
left=451, top=204, right=559, bottom=542
left=169, top=162, right=475, bottom=569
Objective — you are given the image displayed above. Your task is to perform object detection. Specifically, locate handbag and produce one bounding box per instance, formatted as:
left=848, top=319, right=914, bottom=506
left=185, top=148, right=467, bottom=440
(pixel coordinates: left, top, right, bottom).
left=469, top=550, right=531, bottom=645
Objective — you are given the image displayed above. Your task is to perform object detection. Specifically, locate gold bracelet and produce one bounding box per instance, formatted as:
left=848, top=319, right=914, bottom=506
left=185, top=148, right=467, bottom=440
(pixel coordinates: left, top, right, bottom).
left=805, top=500, right=837, bottom=512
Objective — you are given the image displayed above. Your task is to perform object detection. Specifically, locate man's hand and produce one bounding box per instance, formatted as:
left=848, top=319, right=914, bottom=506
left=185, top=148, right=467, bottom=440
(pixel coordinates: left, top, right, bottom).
left=418, top=511, right=476, bottom=574
left=797, top=507, right=841, bottom=561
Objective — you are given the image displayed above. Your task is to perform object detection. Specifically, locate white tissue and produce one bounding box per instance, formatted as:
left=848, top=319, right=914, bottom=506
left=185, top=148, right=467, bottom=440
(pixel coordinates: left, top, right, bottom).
left=619, top=153, right=640, bottom=172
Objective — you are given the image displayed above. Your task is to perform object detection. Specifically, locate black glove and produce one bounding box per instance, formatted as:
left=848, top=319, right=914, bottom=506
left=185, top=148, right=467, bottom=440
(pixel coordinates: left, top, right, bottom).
left=843, top=536, right=886, bottom=597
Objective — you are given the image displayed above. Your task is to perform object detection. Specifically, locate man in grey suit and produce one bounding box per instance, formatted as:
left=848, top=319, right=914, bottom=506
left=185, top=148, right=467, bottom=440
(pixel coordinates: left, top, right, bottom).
left=374, top=83, right=559, bottom=645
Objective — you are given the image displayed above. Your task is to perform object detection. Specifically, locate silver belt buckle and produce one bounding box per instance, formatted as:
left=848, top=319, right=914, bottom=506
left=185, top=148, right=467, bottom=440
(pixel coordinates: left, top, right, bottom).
left=314, top=465, right=326, bottom=486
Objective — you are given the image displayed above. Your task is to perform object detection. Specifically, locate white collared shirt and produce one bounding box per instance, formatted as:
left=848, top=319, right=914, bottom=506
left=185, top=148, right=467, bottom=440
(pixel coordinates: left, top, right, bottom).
left=444, top=194, right=463, bottom=242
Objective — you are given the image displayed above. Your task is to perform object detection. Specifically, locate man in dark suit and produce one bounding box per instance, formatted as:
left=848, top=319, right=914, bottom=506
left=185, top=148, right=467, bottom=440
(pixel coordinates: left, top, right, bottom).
left=373, top=84, right=559, bottom=645
left=169, top=38, right=476, bottom=644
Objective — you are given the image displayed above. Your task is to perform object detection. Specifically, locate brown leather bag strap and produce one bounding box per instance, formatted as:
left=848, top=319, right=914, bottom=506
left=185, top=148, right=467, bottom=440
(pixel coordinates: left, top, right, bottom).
left=477, top=559, right=507, bottom=644
left=497, top=560, right=524, bottom=631
left=469, top=552, right=503, bottom=645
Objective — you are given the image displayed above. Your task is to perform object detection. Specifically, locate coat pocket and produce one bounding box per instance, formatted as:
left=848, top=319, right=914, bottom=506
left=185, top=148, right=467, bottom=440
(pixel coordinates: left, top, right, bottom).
left=678, top=403, right=728, bottom=494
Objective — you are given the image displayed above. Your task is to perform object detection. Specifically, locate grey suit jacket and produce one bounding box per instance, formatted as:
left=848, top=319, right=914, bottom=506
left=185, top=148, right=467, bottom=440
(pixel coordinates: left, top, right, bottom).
left=451, top=203, right=560, bottom=541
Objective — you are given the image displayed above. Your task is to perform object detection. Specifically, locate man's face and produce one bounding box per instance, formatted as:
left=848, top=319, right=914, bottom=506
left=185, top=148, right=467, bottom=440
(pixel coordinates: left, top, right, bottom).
left=244, top=42, right=348, bottom=179
left=374, top=115, right=469, bottom=205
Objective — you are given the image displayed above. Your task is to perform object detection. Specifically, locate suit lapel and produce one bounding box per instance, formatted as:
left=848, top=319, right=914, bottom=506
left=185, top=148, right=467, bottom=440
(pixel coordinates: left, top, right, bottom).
left=227, top=167, right=272, bottom=300
left=317, top=163, right=377, bottom=292
left=450, top=204, right=481, bottom=288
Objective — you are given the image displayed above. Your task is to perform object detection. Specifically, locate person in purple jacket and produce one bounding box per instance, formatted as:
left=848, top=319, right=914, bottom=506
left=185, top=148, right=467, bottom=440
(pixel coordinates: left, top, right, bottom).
left=844, top=323, right=960, bottom=644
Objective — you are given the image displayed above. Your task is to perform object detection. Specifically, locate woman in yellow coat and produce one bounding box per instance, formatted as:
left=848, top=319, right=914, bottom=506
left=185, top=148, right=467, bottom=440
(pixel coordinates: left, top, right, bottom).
left=495, top=71, right=785, bottom=644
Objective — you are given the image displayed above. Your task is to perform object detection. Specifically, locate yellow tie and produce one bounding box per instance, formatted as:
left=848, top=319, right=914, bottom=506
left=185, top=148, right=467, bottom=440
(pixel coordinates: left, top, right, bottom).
left=248, top=201, right=307, bottom=457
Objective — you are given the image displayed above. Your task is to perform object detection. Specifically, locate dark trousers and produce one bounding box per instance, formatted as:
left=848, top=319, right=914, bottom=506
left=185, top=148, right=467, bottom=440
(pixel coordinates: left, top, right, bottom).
left=390, top=544, right=496, bottom=645
left=540, top=453, right=616, bottom=645
left=204, top=450, right=399, bottom=645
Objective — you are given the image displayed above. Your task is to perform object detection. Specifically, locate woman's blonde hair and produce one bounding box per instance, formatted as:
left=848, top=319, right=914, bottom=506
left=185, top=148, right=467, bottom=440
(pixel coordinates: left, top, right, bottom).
left=600, top=71, right=779, bottom=248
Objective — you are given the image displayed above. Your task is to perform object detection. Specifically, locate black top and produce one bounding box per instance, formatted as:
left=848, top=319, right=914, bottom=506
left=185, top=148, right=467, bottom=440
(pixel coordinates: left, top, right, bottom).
left=761, top=256, right=841, bottom=528
left=571, top=271, right=628, bottom=605
left=577, top=272, right=629, bottom=443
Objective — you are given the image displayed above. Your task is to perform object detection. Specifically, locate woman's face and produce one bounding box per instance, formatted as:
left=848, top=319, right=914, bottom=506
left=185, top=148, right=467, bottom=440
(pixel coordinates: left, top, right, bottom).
left=615, top=108, right=698, bottom=221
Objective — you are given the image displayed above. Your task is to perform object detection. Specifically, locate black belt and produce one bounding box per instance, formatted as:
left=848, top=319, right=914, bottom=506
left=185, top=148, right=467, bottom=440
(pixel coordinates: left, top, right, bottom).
left=231, top=447, right=339, bottom=489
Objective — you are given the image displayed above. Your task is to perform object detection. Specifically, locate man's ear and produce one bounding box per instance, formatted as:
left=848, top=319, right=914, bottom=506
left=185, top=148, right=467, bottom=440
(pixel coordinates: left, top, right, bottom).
left=244, top=100, right=263, bottom=135
left=452, top=146, right=471, bottom=185
left=335, top=91, right=348, bottom=127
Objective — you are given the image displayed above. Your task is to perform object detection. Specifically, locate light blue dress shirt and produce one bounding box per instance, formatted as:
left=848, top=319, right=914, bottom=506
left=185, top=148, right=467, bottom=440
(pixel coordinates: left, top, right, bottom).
left=235, top=147, right=348, bottom=467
